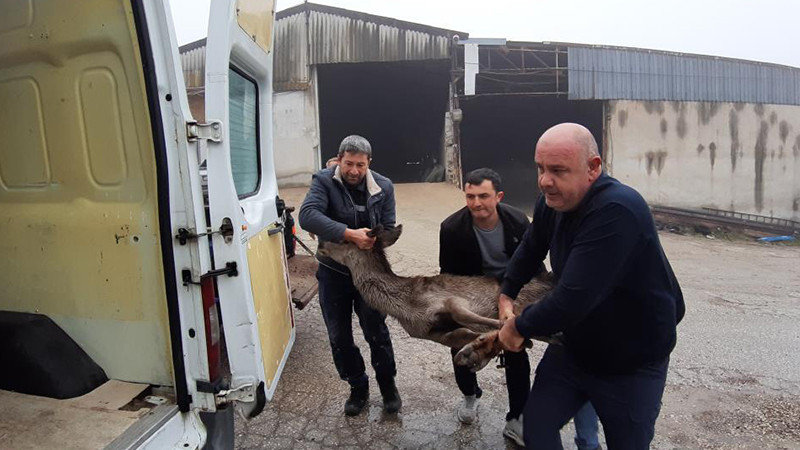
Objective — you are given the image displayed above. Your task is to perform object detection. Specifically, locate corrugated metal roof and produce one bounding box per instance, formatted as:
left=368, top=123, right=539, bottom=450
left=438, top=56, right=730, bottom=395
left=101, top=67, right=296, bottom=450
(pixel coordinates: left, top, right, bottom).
left=568, top=46, right=800, bottom=105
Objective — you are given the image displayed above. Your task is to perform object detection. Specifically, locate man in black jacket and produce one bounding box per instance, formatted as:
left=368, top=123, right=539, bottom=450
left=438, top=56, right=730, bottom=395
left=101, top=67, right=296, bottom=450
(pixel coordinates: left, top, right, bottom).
left=439, top=168, right=534, bottom=445
left=498, top=123, right=685, bottom=449
left=299, top=135, right=401, bottom=416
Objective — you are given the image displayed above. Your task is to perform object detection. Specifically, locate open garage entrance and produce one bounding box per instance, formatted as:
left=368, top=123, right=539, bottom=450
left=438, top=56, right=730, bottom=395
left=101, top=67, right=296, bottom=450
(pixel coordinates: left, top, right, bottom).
left=317, top=60, right=451, bottom=183
left=459, top=96, right=604, bottom=214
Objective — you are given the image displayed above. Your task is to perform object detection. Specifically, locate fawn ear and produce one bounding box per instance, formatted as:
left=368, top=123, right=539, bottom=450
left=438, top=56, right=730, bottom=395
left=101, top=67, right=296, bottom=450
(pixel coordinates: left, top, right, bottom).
left=377, top=224, right=402, bottom=248
left=366, top=225, right=384, bottom=238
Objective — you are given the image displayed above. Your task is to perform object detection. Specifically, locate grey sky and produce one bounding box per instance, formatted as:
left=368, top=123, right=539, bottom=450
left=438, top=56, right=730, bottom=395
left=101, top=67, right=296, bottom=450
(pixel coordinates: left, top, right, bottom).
left=169, top=0, right=800, bottom=68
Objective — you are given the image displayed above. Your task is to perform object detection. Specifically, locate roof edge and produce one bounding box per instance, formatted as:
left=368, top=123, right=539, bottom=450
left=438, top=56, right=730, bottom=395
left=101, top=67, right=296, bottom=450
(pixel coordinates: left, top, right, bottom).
left=276, top=2, right=467, bottom=39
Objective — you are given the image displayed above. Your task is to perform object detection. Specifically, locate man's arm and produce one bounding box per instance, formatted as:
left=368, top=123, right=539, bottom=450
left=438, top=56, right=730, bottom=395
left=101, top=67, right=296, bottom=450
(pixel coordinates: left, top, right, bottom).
left=438, top=224, right=458, bottom=275
left=379, top=182, right=397, bottom=229
left=514, top=203, right=642, bottom=338
left=500, top=199, right=551, bottom=300
left=298, top=173, right=347, bottom=242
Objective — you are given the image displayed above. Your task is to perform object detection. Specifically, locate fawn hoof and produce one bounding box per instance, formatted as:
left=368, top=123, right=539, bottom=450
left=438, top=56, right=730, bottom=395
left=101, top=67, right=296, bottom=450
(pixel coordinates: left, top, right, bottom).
left=454, top=332, right=500, bottom=373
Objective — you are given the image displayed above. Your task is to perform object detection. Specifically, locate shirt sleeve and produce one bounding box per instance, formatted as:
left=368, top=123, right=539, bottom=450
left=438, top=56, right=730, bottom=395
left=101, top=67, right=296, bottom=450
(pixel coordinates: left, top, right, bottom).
left=501, top=199, right=549, bottom=299
left=379, top=182, right=397, bottom=229
left=514, top=203, right=643, bottom=338
left=298, top=173, right=347, bottom=242
left=439, top=225, right=457, bottom=274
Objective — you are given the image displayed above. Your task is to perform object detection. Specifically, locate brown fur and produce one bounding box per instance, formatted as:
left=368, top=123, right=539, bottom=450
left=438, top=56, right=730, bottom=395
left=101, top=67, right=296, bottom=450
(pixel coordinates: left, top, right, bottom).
left=316, top=225, right=554, bottom=372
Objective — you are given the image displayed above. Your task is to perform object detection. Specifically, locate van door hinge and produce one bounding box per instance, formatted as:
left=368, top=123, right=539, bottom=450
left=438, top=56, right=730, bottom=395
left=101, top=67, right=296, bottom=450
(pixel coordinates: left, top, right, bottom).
left=186, top=120, right=223, bottom=142
left=175, top=218, right=234, bottom=245
left=182, top=262, right=238, bottom=286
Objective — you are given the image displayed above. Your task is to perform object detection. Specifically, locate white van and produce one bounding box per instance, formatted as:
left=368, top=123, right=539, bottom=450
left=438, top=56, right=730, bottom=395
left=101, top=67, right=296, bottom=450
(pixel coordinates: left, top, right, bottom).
left=0, top=0, right=294, bottom=448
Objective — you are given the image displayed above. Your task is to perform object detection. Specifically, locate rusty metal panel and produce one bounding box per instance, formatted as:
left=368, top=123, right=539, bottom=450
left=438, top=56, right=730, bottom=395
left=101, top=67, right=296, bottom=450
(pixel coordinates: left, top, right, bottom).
left=307, top=9, right=452, bottom=65
left=568, top=46, right=800, bottom=105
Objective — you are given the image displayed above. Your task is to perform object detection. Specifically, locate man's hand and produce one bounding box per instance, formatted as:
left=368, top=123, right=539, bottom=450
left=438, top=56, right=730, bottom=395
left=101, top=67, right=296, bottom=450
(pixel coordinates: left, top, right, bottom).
left=498, top=316, right=525, bottom=352
left=344, top=228, right=376, bottom=250
left=498, top=293, right=515, bottom=322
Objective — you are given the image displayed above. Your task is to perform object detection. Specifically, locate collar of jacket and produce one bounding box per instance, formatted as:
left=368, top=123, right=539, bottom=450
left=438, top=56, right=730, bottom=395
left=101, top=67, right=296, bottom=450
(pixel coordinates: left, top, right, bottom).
left=333, top=165, right=382, bottom=197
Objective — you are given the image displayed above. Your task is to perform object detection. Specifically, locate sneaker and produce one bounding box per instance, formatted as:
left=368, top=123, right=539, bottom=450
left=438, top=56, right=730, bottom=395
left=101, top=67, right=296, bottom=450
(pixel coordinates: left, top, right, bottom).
left=503, top=415, right=525, bottom=447
left=344, top=384, right=369, bottom=416
left=377, top=376, right=402, bottom=414
left=456, top=394, right=479, bottom=424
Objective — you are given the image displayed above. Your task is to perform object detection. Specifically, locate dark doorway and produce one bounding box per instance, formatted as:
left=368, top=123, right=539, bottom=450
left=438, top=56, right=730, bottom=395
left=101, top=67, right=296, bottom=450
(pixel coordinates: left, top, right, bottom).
left=317, top=60, right=451, bottom=183
left=459, top=96, right=604, bottom=215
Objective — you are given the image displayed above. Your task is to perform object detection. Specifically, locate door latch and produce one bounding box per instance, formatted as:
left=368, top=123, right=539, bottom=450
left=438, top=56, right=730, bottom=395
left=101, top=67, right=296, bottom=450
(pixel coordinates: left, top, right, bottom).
left=175, top=218, right=234, bottom=245
left=182, top=262, right=238, bottom=286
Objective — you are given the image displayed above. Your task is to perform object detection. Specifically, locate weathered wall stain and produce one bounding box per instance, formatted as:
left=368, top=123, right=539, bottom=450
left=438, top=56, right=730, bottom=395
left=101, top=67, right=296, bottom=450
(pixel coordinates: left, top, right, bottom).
left=697, top=144, right=705, bottom=154
left=660, top=118, right=668, bottom=136
left=754, top=121, right=769, bottom=212
left=645, top=150, right=668, bottom=175
left=794, top=196, right=799, bottom=212
left=644, top=101, right=665, bottom=115
left=779, top=120, right=790, bottom=143
left=670, top=101, right=681, bottom=113
left=676, top=111, right=687, bottom=139
left=794, top=134, right=800, bottom=158
left=698, top=102, right=720, bottom=125
left=709, top=142, right=717, bottom=169
left=729, top=109, right=740, bottom=172
left=733, top=102, right=745, bottom=112
left=769, top=111, right=778, bottom=125
left=754, top=103, right=765, bottom=116
left=618, top=109, right=628, bottom=128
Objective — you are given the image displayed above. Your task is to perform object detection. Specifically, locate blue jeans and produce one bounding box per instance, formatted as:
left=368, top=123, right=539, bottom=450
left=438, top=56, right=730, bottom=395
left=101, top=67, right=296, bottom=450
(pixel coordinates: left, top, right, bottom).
left=523, top=345, right=668, bottom=450
left=573, top=402, right=600, bottom=450
left=316, top=265, right=397, bottom=387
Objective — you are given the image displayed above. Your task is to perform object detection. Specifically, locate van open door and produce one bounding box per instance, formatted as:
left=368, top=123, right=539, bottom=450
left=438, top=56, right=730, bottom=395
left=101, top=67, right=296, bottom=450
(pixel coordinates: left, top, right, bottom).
left=203, top=0, right=294, bottom=417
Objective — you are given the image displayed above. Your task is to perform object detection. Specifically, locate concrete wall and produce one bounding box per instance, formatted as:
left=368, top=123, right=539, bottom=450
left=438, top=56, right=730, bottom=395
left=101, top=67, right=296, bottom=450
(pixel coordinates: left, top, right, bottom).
left=607, top=100, right=800, bottom=221
left=272, top=75, right=320, bottom=187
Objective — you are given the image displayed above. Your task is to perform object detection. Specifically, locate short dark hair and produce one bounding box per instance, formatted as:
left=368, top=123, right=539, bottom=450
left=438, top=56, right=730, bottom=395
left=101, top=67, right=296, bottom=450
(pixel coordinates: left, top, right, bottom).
left=465, top=168, right=502, bottom=192
left=338, top=135, right=372, bottom=158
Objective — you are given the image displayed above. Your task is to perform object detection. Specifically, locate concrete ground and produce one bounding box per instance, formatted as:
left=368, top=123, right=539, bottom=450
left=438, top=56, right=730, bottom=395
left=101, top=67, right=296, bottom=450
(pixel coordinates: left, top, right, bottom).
left=234, top=182, right=800, bottom=449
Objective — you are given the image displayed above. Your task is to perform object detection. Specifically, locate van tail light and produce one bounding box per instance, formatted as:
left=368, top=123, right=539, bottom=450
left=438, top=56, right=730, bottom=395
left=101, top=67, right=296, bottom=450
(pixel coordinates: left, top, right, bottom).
left=201, top=277, right=221, bottom=383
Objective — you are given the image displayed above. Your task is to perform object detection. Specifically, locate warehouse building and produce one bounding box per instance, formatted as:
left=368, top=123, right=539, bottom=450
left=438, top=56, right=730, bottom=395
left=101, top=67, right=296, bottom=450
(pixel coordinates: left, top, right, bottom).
left=180, top=3, right=800, bottom=222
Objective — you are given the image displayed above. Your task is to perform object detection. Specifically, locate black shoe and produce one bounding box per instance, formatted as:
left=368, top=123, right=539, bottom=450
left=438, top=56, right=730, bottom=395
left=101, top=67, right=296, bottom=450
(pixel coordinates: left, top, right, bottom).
left=344, top=384, right=369, bottom=416
left=377, top=377, right=402, bottom=414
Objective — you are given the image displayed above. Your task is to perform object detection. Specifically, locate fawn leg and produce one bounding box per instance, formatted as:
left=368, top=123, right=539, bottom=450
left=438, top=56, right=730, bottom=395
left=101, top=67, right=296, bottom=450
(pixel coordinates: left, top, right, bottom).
left=453, top=330, right=502, bottom=373
left=429, top=327, right=483, bottom=350
left=445, top=297, right=502, bottom=330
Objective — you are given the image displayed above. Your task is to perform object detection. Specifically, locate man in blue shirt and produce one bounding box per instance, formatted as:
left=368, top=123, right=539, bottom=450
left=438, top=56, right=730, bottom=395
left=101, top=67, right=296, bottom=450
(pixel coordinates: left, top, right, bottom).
left=498, top=123, right=685, bottom=449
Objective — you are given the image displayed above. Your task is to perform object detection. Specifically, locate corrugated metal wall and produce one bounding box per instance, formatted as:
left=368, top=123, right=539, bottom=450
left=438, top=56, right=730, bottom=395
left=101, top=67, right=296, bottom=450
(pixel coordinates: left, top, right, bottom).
left=273, top=7, right=454, bottom=91
left=274, top=12, right=309, bottom=91
left=180, top=44, right=205, bottom=89
left=569, top=47, right=800, bottom=105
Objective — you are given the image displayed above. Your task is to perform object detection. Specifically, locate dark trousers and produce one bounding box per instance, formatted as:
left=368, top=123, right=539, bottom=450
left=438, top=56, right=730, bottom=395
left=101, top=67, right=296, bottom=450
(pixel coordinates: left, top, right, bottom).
left=317, top=265, right=397, bottom=387
left=451, top=347, right=531, bottom=420
left=524, top=345, right=669, bottom=450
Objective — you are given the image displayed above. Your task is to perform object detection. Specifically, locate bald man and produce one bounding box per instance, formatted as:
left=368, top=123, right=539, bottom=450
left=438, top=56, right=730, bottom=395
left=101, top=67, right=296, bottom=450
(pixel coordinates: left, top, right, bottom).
left=497, top=123, right=685, bottom=449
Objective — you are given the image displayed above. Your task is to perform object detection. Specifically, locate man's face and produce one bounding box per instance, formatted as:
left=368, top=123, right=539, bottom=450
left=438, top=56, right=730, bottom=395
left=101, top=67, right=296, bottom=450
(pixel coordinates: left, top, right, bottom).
left=338, top=151, right=370, bottom=186
left=465, top=179, right=503, bottom=221
left=535, top=140, right=601, bottom=212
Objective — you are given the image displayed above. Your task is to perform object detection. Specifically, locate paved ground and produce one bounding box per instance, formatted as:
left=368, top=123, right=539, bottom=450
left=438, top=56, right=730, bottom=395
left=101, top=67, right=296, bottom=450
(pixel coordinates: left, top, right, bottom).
left=234, top=182, right=800, bottom=449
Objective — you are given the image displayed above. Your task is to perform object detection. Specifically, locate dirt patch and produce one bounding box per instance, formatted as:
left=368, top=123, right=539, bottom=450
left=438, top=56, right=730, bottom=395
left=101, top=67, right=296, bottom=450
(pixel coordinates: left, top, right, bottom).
left=697, top=396, right=800, bottom=440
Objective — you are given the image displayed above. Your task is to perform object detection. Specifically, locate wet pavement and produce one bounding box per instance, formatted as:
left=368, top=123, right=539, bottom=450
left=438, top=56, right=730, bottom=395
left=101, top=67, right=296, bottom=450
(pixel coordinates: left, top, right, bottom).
left=235, top=182, right=800, bottom=449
